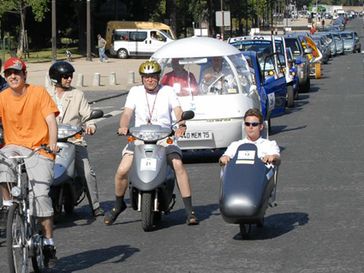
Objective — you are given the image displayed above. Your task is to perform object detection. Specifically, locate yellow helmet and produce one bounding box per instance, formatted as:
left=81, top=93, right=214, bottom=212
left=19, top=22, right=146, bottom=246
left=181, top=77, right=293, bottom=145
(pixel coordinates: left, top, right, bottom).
left=139, top=60, right=161, bottom=76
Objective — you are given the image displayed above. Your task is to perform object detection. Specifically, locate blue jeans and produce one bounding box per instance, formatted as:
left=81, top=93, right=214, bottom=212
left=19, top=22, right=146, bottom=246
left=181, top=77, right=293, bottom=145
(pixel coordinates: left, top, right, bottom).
left=98, top=48, right=108, bottom=62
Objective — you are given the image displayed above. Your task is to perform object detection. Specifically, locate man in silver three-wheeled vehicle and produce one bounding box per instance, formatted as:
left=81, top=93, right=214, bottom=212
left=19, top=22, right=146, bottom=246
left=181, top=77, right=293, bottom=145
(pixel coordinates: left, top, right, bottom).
left=219, top=108, right=280, bottom=238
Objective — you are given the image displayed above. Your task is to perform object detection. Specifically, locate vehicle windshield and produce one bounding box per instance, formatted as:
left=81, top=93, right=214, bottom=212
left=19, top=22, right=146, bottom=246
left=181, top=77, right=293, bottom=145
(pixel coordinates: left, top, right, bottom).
left=285, top=38, right=302, bottom=56
left=230, top=38, right=286, bottom=68
left=158, top=54, right=253, bottom=97
left=340, top=33, right=353, bottom=39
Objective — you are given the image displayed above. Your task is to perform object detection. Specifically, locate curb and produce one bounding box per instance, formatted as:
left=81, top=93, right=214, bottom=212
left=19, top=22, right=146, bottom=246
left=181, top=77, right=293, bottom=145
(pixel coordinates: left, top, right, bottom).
left=88, top=90, right=129, bottom=104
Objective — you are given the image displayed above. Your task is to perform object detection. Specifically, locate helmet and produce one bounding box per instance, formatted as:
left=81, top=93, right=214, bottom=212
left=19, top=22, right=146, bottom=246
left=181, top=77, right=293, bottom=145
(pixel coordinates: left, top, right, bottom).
left=139, top=60, right=161, bottom=76
left=49, top=61, right=75, bottom=85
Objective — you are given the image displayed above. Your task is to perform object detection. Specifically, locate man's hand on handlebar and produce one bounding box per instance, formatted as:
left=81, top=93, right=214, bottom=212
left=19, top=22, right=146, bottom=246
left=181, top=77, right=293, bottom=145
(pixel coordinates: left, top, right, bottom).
left=219, top=155, right=230, bottom=166
left=47, top=143, right=60, bottom=154
left=261, top=154, right=280, bottom=165
left=85, top=125, right=96, bottom=135
left=117, top=127, right=129, bottom=136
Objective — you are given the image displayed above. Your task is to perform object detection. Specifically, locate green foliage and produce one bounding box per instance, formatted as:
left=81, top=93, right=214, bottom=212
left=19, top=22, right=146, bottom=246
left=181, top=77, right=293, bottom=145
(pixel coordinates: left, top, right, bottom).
left=0, top=0, right=48, bottom=21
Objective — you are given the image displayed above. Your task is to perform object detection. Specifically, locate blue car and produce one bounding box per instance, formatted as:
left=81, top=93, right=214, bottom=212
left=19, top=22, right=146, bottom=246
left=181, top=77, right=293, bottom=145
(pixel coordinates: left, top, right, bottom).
left=242, top=51, right=288, bottom=125
left=228, top=36, right=288, bottom=118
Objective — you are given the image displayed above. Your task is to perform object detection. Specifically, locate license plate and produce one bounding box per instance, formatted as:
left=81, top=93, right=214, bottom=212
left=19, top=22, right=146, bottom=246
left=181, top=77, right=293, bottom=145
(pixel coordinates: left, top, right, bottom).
left=178, top=131, right=213, bottom=141
left=140, top=158, right=157, bottom=171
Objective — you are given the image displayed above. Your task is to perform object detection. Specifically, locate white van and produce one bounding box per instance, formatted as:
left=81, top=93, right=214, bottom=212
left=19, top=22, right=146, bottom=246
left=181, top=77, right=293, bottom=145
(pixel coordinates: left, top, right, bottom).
left=109, top=29, right=174, bottom=59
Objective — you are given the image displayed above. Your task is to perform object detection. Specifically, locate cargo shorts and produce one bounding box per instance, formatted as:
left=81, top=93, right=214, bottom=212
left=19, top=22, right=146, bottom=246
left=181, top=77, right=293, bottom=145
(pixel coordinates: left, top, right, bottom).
left=0, top=145, right=54, bottom=217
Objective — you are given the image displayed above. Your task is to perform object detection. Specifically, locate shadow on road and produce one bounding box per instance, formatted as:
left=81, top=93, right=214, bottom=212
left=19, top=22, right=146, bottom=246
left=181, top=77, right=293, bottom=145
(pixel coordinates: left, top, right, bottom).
left=51, top=245, right=140, bottom=272
left=232, top=212, right=309, bottom=240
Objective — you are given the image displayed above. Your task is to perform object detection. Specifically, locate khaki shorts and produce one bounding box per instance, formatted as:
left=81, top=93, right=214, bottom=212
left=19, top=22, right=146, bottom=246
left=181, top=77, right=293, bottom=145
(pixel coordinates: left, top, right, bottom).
left=0, top=145, right=54, bottom=217
left=122, top=138, right=182, bottom=157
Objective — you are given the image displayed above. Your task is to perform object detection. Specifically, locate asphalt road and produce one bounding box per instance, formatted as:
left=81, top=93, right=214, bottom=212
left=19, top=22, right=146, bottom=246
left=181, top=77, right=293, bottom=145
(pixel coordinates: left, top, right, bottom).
left=0, top=18, right=363, bottom=273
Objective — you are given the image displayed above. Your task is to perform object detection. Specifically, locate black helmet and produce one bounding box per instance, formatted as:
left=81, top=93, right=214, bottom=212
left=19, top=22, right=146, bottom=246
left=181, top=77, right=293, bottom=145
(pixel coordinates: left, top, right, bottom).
left=49, top=61, right=75, bottom=85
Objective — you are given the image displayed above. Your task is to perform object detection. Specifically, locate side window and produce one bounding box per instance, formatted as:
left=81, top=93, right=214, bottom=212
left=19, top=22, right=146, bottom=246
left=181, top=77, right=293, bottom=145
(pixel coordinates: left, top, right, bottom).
left=151, top=31, right=167, bottom=42
left=113, top=31, right=129, bottom=41
left=129, top=31, right=147, bottom=42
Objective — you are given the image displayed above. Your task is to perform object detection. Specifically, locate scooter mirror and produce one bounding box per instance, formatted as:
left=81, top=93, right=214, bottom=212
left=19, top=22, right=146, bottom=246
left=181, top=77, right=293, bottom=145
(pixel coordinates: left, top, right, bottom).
left=181, top=110, right=195, bottom=121
left=87, top=110, right=104, bottom=121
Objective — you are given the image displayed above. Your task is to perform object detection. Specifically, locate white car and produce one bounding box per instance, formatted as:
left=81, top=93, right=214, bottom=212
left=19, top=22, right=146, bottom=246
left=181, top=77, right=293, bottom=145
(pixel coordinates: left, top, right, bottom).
left=151, top=37, right=263, bottom=151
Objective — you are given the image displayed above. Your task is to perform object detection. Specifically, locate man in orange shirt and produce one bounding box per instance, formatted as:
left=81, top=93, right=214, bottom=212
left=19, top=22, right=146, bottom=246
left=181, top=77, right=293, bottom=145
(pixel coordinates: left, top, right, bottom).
left=0, top=57, right=59, bottom=268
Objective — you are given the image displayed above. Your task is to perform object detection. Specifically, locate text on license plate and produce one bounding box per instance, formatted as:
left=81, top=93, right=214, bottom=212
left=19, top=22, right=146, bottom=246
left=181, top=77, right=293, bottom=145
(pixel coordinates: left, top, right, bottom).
left=179, top=131, right=213, bottom=141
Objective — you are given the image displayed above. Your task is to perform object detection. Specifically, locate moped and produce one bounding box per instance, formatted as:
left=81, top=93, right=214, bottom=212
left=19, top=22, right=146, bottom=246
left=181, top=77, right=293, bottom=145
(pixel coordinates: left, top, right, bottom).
left=127, top=110, right=194, bottom=231
left=219, top=143, right=279, bottom=239
left=50, top=110, right=103, bottom=216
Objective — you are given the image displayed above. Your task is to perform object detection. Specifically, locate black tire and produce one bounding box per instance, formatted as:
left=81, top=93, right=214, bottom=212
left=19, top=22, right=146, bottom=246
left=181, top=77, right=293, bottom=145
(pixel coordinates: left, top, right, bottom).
left=6, top=203, right=28, bottom=273
left=31, top=219, right=45, bottom=273
left=141, top=192, right=154, bottom=232
left=51, top=187, right=62, bottom=216
left=286, top=85, right=295, bottom=108
left=239, top=224, right=251, bottom=240
left=63, top=185, right=75, bottom=215
left=117, top=48, right=128, bottom=59
left=302, top=77, right=311, bottom=92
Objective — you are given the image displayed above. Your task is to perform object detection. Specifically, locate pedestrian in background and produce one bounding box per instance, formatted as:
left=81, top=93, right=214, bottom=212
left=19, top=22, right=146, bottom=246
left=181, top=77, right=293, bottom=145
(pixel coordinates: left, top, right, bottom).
left=97, top=34, right=108, bottom=63
left=0, top=59, right=8, bottom=91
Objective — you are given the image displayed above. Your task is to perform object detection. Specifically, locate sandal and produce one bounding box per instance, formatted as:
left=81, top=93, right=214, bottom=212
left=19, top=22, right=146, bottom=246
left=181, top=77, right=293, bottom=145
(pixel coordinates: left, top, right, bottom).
left=104, top=203, right=126, bottom=225
left=186, top=211, right=199, bottom=225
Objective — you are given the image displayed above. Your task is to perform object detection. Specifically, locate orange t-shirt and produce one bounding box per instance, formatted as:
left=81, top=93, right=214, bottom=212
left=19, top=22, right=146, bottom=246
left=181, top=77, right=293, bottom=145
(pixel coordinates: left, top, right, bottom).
left=0, top=84, right=59, bottom=159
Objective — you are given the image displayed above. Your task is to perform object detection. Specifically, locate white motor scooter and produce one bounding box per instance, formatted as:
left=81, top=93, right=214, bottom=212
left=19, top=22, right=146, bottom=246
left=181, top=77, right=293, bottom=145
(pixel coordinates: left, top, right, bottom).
left=127, top=111, right=195, bottom=231
left=50, top=110, right=103, bottom=217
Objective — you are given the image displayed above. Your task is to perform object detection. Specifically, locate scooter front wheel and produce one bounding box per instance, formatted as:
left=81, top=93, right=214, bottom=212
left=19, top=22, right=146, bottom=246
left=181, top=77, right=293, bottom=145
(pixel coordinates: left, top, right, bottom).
left=141, top=192, right=154, bottom=232
left=239, top=223, right=251, bottom=240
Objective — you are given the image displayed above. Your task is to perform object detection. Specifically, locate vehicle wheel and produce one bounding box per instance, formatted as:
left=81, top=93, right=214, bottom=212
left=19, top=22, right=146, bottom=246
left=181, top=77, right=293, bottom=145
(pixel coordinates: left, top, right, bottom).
left=117, top=48, right=128, bottom=59
left=63, top=185, right=74, bottom=215
left=303, top=77, right=311, bottom=92
left=141, top=192, right=154, bottom=232
left=257, top=218, right=264, bottom=228
left=239, top=224, right=251, bottom=239
left=286, top=86, right=294, bottom=108
left=51, top=187, right=62, bottom=216
left=7, top=203, right=28, bottom=273
left=31, top=220, right=45, bottom=273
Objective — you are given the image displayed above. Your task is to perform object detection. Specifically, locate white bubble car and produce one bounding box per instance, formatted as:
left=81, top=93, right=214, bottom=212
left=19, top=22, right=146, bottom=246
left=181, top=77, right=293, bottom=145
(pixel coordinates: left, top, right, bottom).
left=151, top=37, right=263, bottom=151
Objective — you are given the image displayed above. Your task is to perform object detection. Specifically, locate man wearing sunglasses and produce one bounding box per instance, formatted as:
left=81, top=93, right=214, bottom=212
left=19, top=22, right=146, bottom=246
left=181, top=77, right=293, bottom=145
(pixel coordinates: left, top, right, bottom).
left=0, top=57, right=59, bottom=268
left=47, top=61, right=104, bottom=218
left=219, top=108, right=280, bottom=166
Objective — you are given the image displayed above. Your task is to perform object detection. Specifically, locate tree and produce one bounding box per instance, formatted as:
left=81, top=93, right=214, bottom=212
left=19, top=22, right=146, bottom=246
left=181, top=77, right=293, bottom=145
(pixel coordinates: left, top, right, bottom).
left=0, top=0, right=48, bottom=56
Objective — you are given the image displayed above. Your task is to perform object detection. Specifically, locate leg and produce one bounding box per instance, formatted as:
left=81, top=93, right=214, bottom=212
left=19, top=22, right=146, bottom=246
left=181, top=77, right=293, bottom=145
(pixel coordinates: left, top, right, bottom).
left=25, top=153, right=57, bottom=268
left=75, top=145, right=102, bottom=215
left=104, top=154, right=133, bottom=225
left=168, top=153, right=198, bottom=225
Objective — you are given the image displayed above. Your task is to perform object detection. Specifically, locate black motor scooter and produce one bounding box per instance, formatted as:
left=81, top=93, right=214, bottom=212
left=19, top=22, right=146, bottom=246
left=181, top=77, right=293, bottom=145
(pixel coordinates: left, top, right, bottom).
left=219, top=143, right=279, bottom=238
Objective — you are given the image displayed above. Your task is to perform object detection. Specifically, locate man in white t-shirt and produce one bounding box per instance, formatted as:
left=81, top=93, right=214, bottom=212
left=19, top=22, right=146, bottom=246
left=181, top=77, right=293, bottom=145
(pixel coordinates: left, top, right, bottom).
left=219, top=108, right=280, bottom=166
left=104, top=60, right=199, bottom=226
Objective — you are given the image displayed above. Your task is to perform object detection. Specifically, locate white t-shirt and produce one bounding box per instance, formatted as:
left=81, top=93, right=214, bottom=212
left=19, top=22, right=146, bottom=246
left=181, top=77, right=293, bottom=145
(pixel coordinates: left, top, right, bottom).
left=124, top=85, right=180, bottom=128
left=223, top=137, right=280, bottom=159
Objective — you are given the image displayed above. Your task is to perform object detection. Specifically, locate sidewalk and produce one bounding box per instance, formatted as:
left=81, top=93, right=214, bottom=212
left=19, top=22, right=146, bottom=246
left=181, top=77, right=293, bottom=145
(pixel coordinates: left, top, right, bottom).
left=25, top=57, right=148, bottom=92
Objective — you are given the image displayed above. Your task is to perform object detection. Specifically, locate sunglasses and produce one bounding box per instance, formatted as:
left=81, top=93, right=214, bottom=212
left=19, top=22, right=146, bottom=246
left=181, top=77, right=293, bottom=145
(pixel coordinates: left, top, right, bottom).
left=61, top=74, right=73, bottom=79
left=244, top=122, right=261, bottom=127
left=4, top=69, right=23, bottom=77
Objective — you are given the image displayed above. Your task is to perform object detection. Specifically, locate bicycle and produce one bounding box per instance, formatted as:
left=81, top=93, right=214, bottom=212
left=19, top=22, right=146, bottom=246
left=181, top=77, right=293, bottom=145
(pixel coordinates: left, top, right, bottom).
left=0, top=146, right=52, bottom=273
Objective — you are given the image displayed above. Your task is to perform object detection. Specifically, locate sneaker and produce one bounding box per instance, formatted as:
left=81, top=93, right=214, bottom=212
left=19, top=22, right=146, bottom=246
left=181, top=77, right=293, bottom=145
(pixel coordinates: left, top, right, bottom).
left=186, top=211, right=199, bottom=226
left=93, top=207, right=105, bottom=217
left=104, top=202, right=127, bottom=225
left=43, top=245, right=57, bottom=268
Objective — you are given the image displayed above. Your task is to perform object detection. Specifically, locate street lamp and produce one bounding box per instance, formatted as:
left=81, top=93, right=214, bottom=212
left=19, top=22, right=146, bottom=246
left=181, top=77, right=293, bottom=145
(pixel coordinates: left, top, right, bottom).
left=51, top=0, right=56, bottom=62
left=86, top=0, right=92, bottom=61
